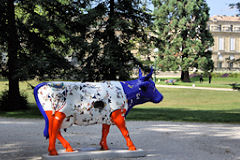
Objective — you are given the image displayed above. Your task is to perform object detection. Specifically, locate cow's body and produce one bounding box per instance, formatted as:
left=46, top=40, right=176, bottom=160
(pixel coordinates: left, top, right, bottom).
left=36, top=81, right=128, bottom=128
left=34, top=68, right=163, bottom=155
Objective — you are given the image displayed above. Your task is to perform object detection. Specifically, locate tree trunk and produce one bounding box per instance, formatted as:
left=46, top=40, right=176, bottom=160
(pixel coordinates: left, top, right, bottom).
left=181, top=70, right=190, bottom=82
left=105, top=0, right=117, bottom=80
left=7, top=0, right=22, bottom=110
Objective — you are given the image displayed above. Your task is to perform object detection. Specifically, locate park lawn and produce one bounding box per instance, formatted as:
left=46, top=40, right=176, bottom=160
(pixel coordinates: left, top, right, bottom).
left=157, top=77, right=240, bottom=89
left=0, top=80, right=42, bottom=118
left=127, top=87, right=240, bottom=123
left=1, top=80, right=240, bottom=123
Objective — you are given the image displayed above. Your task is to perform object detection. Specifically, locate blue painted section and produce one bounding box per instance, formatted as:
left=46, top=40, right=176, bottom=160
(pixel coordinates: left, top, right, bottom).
left=120, top=80, right=142, bottom=116
left=120, top=77, right=163, bottom=117
left=33, top=82, right=49, bottom=139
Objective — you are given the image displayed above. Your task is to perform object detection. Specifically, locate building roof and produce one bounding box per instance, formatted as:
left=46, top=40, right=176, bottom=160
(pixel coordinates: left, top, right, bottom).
left=209, top=16, right=240, bottom=22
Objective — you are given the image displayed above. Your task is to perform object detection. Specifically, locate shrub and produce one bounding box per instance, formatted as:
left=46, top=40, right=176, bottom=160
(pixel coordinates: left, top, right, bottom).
left=211, top=72, right=240, bottom=78
left=190, top=73, right=199, bottom=78
left=0, top=90, right=28, bottom=111
left=221, top=73, right=229, bottom=77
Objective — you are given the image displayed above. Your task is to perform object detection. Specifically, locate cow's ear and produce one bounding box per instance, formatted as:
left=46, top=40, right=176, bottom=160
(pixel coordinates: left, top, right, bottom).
left=144, top=67, right=153, bottom=81
left=139, top=67, right=143, bottom=79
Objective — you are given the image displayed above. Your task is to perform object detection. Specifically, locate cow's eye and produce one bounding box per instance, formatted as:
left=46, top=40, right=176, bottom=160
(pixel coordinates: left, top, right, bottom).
left=141, top=86, right=147, bottom=92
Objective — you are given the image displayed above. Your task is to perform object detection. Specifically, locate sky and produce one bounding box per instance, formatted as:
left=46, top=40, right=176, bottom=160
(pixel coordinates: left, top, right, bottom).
left=206, top=0, right=239, bottom=16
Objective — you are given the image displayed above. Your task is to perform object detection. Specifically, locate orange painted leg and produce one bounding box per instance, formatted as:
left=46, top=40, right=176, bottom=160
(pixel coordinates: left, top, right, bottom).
left=46, top=111, right=73, bottom=154
left=111, top=109, right=136, bottom=151
left=100, top=124, right=110, bottom=150
left=57, top=130, right=74, bottom=152
left=48, top=111, right=66, bottom=155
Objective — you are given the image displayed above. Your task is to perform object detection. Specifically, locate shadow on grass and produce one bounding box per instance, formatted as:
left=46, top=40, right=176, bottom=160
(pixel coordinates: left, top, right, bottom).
left=1, top=106, right=240, bottom=123
left=229, top=83, right=240, bottom=91
left=0, top=104, right=42, bottom=118
left=126, top=108, right=240, bottom=123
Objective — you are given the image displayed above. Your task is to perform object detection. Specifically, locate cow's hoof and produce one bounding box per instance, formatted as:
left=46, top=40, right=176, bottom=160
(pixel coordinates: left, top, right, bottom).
left=66, top=147, right=74, bottom=152
left=49, top=150, right=58, bottom=156
left=100, top=141, right=109, bottom=150
left=128, top=146, right=136, bottom=151
left=100, top=146, right=109, bottom=150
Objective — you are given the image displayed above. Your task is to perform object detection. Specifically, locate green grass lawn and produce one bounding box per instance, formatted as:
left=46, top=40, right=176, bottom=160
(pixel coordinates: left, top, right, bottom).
left=1, top=80, right=240, bottom=123
left=157, top=77, right=240, bottom=88
left=127, top=87, right=240, bottom=123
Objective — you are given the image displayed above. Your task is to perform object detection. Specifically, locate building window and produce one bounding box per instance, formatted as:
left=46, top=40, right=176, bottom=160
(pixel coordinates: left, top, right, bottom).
left=230, top=38, right=235, bottom=50
left=229, top=62, right=233, bottom=69
left=223, top=26, right=231, bottom=31
left=233, top=26, right=240, bottom=32
left=217, top=62, right=222, bottom=69
left=218, top=37, right=224, bottom=50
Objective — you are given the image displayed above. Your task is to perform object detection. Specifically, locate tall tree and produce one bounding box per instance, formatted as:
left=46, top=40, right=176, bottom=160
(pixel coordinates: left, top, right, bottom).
left=77, top=0, right=152, bottom=81
left=0, top=0, right=90, bottom=110
left=6, top=0, right=22, bottom=110
left=153, top=0, right=214, bottom=82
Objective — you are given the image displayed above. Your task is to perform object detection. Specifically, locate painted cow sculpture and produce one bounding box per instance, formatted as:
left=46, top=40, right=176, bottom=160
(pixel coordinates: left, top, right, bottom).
left=34, top=68, right=163, bottom=155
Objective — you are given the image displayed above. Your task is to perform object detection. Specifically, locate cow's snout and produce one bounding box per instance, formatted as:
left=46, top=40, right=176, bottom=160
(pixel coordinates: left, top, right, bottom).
left=152, top=90, right=163, bottom=103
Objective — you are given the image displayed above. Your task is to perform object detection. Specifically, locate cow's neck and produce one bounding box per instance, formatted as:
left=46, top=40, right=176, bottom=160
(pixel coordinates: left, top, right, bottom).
left=120, top=79, right=147, bottom=116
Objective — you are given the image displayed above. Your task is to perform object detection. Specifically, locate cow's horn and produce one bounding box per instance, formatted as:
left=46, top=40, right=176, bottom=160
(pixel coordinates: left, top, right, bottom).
left=145, top=67, right=153, bottom=81
left=139, top=67, right=143, bottom=79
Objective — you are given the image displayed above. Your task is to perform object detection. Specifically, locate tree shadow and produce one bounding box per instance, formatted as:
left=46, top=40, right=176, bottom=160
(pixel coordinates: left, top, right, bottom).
left=0, top=104, right=42, bottom=118
left=229, top=83, right=240, bottom=91
left=126, top=108, right=240, bottom=123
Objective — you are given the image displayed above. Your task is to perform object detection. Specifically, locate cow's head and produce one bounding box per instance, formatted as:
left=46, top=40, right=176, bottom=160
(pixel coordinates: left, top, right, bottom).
left=138, top=67, right=163, bottom=103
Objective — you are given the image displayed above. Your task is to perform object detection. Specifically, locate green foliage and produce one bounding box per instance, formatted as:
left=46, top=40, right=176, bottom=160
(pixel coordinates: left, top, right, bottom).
left=153, top=0, right=214, bottom=81
left=76, top=0, right=153, bottom=81
left=0, top=0, right=153, bottom=110
left=0, top=90, right=28, bottom=111
left=1, top=0, right=153, bottom=82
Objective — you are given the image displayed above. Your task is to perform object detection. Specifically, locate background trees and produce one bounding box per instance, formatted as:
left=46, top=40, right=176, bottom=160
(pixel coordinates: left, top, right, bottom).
left=0, top=0, right=152, bottom=110
left=153, top=0, right=214, bottom=82
left=0, top=0, right=214, bottom=110
left=77, top=0, right=152, bottom=81
left=0, top=0, right=90, bottom=110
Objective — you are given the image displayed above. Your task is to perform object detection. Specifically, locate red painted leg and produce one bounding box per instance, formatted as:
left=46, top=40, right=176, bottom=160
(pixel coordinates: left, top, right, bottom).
left=100, top=124, right=110, bottom=150
left=46, top=111, right=73, bottom=153
left=57, top=130, right=74, bottom=152
left=48, top=112, right=66, bottom=155
left=45, top=111, right=54, bottom=153
left=111, top=109, right=136, bottom=151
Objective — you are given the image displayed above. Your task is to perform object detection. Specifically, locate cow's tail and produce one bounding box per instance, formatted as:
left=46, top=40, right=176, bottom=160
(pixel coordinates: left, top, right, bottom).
left=33, top=82, right=49, bottom=139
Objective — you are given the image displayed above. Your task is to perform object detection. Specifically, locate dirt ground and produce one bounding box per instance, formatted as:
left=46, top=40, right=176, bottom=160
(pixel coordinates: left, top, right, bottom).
left=1, top=117, right=240, bottom=160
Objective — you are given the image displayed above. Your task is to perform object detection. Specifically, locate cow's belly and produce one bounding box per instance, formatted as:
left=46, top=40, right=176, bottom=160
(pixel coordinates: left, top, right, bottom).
left=61, top=108, right=112, bottom=128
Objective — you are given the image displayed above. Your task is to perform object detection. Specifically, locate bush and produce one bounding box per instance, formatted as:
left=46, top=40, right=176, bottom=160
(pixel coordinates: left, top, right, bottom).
left=0, top=90, right=28, bottom=111
left=189, top=73, right=199, bottom=78
left=221, top=73, right=229, bottom=77
left=211, top=72, right=240, bottom=78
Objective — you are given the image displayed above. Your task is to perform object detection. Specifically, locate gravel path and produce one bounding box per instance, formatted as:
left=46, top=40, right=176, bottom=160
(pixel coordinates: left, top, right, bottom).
left=1, top=117, right=240, bottom=160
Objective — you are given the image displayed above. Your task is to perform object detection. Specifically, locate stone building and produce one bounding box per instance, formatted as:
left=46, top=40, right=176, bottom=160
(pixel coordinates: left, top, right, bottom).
left=208, top=16, right=240, bottom=71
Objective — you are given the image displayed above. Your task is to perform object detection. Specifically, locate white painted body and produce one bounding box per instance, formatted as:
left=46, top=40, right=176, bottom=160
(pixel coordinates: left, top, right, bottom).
left=37, top=81, right=128, bottom=128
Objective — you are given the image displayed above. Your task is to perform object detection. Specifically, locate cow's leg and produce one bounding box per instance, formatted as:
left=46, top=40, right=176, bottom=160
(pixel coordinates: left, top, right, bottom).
left=45, top=111, right=53, bottom=139
left=48, top=111, right=66, bottom=155
left=100, top=124, right=110, bottom=150
left=111, top=109, right=136, bottom=151
left=46, top=111, right=74, bottom=153
left=57, top=130, right=74, bottom=152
